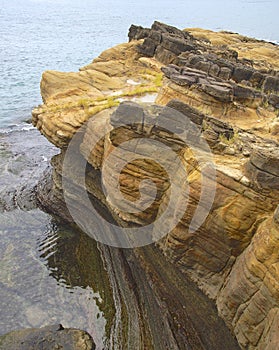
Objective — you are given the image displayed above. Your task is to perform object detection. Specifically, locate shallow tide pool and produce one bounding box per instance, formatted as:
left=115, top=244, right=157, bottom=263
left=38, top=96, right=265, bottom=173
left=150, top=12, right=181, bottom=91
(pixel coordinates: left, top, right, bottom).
left=0, top=208, right=114, bottom=349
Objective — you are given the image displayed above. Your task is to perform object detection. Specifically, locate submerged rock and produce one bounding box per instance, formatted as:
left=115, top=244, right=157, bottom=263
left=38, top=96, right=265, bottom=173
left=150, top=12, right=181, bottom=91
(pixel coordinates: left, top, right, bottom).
left=0, top=324, right=95, bottom=350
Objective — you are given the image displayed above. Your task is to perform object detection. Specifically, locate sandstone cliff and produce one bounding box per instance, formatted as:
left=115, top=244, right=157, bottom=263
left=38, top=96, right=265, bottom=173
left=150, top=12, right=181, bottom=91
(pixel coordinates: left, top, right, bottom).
left=32, top=22, right=279, bottom=349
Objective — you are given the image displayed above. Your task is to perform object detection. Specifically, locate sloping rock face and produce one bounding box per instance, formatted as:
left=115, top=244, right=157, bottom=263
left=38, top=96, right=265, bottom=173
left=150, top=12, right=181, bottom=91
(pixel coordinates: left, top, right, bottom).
left=33, top=22, right=279, bottom=349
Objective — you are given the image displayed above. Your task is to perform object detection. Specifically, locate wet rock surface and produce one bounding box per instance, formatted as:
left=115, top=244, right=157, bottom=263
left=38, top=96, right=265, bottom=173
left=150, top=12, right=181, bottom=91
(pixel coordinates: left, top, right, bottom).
left=0, top=126, right=57, bottom=212
left=0, top=324, right=95, bottom=350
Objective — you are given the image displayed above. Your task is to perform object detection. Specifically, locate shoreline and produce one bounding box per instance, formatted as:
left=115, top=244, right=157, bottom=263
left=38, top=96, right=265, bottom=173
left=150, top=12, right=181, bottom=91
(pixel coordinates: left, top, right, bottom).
left=1, top=21, right=279, bottom=349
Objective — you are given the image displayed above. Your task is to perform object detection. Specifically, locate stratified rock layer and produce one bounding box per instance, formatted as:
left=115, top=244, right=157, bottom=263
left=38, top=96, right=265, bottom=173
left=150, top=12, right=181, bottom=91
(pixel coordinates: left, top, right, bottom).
left=33, top=22, right=279, bottom=350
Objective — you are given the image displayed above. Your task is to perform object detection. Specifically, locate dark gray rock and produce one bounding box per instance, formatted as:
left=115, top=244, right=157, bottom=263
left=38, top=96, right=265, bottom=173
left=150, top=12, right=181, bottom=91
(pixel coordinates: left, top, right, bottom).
left=194, top=60, right=211, bottom=73
left=245, top=148, right=279, bottom=190
left=205, top=54, right=234, bottom=71
left=148, top=29, right=162, bottom=44
left=151, top=21, right=193, bottom=40
left=232, top=66, right=254, bottom=83
left=137, top=37, right=157, bottom=57
left=201, top=84, right=233, bottom=102
left=205, top=116, right=234, bottom=139
left=128, top=24, right=150, bottom=41
left=111, top=101, right=144, bottom=127
left=233, top=85, right=255, bottom=101
left=245, top=162, right=279, bottom=190
left=171, top=73, right=198, bottom=86
left=166, top=99, right=205, bottom=125
left=161, top=64, right=181, bottom=79
left=161, top=33, right=195, bottom=55
left=263, top=75, right=279, bottom=93
left=250, top=71, right=265, bottom=88
left=187, top=54, right=204, bottom=67
left=155, top=45, right=177, bottom=64
left=136, top=21, right=195, bottom=63
left=0, top=324, right=95, bottom=350
left=182, top=67, right=207, bottom=78
left=185, top=53, right=237, bottom=80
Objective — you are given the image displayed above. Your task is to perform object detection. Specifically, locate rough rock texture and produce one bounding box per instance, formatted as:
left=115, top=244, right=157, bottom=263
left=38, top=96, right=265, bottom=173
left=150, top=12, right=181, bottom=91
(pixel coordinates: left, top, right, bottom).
left=32, top=22, right=279, bottom=350
left=128, top=22, right=279, bottom=139
left=0, top=324, right=95, bottom=350
left=32, top=40, right=163, bottom=148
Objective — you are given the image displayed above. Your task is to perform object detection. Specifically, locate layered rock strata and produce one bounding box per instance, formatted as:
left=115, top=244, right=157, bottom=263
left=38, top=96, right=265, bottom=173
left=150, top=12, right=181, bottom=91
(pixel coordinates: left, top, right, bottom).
left=33, top=22, right=279, bottom=349
left=129, top=21, right=279, bottom=139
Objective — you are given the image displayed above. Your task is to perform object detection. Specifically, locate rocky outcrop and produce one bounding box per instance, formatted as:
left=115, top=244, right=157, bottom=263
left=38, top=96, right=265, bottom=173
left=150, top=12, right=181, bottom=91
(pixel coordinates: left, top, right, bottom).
left=131, top=22, right=279, bottom=91
left=32, top=22, right=279, bottom=350
left=0, top=324, right=95, bottom=350
left=32, top=40, right=163, bottom=149
left=130, top=22, right=279, bottom=137
left=129, top=21, right=198, bottom=65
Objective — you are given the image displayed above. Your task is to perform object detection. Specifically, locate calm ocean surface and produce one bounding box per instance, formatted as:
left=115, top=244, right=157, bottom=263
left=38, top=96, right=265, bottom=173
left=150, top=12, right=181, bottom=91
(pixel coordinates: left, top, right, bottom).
left=0, top=0, right=278, bottom=129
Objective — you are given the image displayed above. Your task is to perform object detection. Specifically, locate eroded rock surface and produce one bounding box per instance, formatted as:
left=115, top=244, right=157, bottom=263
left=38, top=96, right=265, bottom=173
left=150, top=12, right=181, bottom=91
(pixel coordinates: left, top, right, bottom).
left=32, top=22, right=279, bottom=350
left=0, top=324, right=95, bottom=350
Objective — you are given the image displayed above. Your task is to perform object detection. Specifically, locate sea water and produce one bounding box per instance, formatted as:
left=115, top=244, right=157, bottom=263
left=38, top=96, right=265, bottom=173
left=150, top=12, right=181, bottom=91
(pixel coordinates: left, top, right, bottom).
left=0, top=0, right=278, bottom=128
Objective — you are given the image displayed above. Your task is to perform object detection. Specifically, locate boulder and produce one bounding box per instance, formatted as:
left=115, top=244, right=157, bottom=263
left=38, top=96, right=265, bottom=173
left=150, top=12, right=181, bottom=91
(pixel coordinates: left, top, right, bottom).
left=0, top=324, right=95, bottom=350
left=194, top=60, right=211, bottom=73
left=148, top=29, right=162, bottom=44
left=171, top=73, right=198, bottom=86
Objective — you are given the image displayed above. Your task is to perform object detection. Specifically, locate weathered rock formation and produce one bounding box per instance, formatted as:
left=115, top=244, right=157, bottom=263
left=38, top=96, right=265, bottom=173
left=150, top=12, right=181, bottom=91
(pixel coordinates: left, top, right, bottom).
left=32, top=22, right=279, bottom=349
left=0, top=324, right=95, bottom=350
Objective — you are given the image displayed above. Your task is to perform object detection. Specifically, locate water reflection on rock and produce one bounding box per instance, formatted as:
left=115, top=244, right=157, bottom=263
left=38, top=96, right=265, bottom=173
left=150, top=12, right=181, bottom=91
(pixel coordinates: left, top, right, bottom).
left=38, top=219, right=116, bottom=343
left=0, top=209, right=112, bottom=349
